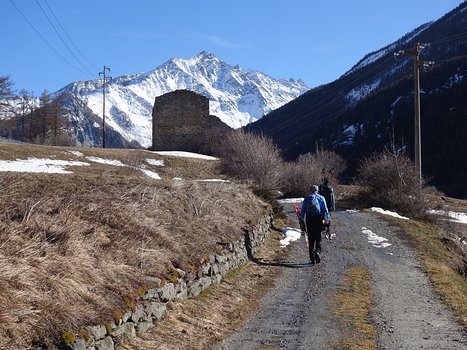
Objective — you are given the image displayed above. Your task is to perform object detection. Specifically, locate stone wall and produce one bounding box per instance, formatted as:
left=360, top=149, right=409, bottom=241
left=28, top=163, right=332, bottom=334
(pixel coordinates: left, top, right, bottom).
left=67, top=214, right=272, bottom=350
left=152, top=90, right=231, bottom=153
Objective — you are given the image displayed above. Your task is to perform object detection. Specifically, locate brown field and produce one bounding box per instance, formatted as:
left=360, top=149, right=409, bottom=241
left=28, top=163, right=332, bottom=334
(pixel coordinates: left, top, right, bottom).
left=0, top=142, right=269, bottom=349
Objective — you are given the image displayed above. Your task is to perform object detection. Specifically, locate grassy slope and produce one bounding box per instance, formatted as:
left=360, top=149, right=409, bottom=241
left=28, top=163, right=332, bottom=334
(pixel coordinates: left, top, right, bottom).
left=0, top=143, right=270, bottom=349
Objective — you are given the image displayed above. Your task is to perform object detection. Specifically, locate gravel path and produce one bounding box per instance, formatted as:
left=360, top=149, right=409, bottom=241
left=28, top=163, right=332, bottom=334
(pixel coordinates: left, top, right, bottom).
left=212, top=207, right=467, bottom=350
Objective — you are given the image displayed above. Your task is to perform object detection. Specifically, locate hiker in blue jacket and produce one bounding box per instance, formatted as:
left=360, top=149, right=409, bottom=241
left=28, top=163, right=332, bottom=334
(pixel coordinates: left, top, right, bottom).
left=300, top=185, right=330, bottom=264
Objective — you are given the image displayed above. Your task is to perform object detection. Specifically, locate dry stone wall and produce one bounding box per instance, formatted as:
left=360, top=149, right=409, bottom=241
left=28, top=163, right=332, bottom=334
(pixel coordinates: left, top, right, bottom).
left=66, top=214, right=272, bottom=350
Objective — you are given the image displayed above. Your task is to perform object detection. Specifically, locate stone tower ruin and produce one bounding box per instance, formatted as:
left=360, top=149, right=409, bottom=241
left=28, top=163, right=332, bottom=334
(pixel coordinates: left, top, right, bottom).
left=152, top=90, right=231, bottom=153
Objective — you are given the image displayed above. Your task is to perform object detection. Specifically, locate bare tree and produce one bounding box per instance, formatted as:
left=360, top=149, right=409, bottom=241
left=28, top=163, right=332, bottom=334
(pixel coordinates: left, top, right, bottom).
left=0, top=76, right=14, bottom=117
left=356, top=150, right=429, bottom=218
left=283, top=150, right=346, bottom=197
left=18, top=89, right=35, bottom=142
left=217, top=129, right=284, bottom=192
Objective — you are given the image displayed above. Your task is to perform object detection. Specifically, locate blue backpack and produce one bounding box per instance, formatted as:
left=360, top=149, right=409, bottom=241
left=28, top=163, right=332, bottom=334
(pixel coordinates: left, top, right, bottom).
left=305, top=194, right=321, bottom=217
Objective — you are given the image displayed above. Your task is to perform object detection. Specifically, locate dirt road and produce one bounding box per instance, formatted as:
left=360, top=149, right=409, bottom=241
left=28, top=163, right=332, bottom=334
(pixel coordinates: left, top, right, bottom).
left=212, top=207, right=467, bottom=349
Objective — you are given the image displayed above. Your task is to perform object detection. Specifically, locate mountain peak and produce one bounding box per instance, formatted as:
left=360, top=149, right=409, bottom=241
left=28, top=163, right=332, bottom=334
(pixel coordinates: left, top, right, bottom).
left=54, top=52, right=309, bottom=148
left=195, top=51, right=217, bottom=61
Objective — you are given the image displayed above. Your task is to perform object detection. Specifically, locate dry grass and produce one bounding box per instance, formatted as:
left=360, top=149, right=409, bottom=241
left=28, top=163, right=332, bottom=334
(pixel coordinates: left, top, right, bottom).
left=330, top=266, right=376, bottom=350
left=384, top=217, right=467, bottom=327
left=0, top=142, right=269, bottom=349
left=118, top=229, right=285, bottom=350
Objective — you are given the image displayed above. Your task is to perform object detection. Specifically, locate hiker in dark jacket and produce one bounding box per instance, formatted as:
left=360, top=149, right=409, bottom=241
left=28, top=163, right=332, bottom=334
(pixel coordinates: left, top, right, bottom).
left=319, top=178, right=335, bottom=240
left=300, top=185, right=330, bottom=264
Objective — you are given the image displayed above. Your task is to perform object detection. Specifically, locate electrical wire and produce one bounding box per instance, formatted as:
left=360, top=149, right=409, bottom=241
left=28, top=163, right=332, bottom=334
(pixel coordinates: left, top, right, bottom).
left=34, top=0, right=96, bottom=78
left=42, top=0, right=99, bottom=71
left=8, top=0, right=94, bottom=78
left=257, top=32, right=467, bottom=138
left=260, top=54, right=397, bottom=137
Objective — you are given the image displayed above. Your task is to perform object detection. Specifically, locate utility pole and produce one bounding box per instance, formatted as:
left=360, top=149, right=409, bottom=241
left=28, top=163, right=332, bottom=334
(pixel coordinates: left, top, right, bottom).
left=99, top=66, right=112, bottom=148
left=394, top=42, right=433, bottom=183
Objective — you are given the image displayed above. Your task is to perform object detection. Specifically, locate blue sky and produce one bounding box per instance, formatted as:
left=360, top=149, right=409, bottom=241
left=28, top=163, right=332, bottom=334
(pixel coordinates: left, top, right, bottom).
left=1, top=0, right=464, bottom=96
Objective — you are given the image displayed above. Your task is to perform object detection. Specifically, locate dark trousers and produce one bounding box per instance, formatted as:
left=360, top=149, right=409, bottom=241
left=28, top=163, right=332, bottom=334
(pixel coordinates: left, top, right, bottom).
left=306, top=216, right=323, bottom=259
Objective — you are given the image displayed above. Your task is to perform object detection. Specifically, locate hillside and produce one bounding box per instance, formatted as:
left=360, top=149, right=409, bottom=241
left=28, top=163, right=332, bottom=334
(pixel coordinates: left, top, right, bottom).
left=246, top=2, right=467, bottom=199
left=0, top=142, right=270, bottom=349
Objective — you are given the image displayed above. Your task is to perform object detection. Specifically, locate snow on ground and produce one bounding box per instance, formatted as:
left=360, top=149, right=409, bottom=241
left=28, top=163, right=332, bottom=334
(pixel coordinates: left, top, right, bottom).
left=370, top=207, right=409, bottom=220
left=278, top=198, right=304, bottom=204
left=0, top=153, right=226, bottom=182
left=68, top=150, right=84, bottom=157
left=196, top=179, right=230, bottom=183
left=346, top=209, right=359, bottom=213
left=146, top=158, right=164, bottom=166
left=427, top=210, right=467, bottom=224
left=85, top=156, right=126, bottom=167
left=153, top=151, right=218, bottom=160
left=0, top=158, right=90, bottom=174
left=140, top=169, right=161, bottom=180
left=280, top=228, right=302, bottom=248
left=361, top=226, right=392, bottom=248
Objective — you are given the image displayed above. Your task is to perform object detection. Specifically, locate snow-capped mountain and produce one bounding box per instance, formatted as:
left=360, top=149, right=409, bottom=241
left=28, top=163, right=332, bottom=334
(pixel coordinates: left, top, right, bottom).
left=55, top=51, right=308, bottom=148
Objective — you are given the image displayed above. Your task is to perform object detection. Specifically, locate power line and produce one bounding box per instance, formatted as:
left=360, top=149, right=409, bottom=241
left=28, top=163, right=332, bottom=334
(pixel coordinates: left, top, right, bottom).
left=8, top=0, right=92, bottom=77
left=428, top=30, right=467, bottom=46
left=42, top=0, right=99, bottom=71
left=260, top=54, right=396, bottom=138
left=34, top=0, right=95, bottom=78
left=258, top=33, right=467, bottom=140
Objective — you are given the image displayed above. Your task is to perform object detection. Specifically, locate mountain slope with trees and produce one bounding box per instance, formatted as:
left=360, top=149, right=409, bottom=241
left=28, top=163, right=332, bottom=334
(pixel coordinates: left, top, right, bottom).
left=246, top=2, right=467, bottom=198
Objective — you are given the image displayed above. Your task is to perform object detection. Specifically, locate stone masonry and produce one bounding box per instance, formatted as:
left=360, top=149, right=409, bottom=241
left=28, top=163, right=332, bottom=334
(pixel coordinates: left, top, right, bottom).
left=152, top=90, right=231, bottom=153
left=66, top=213, right=272, bottom=350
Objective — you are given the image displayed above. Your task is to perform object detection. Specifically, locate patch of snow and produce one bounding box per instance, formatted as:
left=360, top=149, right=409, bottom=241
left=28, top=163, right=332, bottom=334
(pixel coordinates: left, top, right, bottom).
left=427, top=209, right=467, bottom=224
left=443, top=74, right=464, bottom=89
left=146, top=158, right=164, bottom=166
left=0, top=158, right=89, bottom=174
left=340, top=124, right=358, bottom=145
left=280, top=228, right=302, bottom=247
left=362, top=226, right=392, bottom=248
left=85, top=156, right=126, bottom=167
left=196, top=179, right=230, bottom=182
left=346, top=79, right=381, bottom=103
left=154, top=151, right=218, bottom=160
left=370, top=207, right=409, bottom=220
left=346, top=209, right=359, bottom=213
left=68, top=150, right=84, bottom=157
left=278, top=198, right=304, bottom=204
left=140, top=169, right=161, bottom=180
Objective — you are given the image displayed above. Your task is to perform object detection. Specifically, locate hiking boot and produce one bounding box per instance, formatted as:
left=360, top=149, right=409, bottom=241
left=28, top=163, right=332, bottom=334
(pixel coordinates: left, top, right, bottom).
left=309, top=255, right=315, bottom=264
left=314, top=251, right=321, bottom=263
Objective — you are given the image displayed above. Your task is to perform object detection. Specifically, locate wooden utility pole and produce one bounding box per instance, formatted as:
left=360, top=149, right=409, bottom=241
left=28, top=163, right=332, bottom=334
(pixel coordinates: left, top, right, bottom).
left=413, top=43, right=422, bottom=181
left=394, top=43, right=433, bottom=184
left=99, top=66, right=111, bottom=148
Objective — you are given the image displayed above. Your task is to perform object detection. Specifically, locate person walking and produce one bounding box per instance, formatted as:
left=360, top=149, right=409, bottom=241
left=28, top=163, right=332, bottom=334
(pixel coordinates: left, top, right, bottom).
left=319, top=178, right=335, bottom=240
left=300, top=185, right=330, bottom=264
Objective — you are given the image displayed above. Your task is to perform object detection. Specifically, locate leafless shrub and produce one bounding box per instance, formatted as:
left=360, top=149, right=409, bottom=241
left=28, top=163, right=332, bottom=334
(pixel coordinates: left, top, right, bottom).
left=282, top=150, right=346, bottom=196
left=356, top=151, right=429, bottom=219
left=217, top=129, right=284, bottom=192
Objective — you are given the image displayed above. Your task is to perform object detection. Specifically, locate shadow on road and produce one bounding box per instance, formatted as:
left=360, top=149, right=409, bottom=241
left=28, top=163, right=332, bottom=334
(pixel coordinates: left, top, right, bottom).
left=250, top=257, right=311, bottom=268
left=244, top=231, right=310, bottom=268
